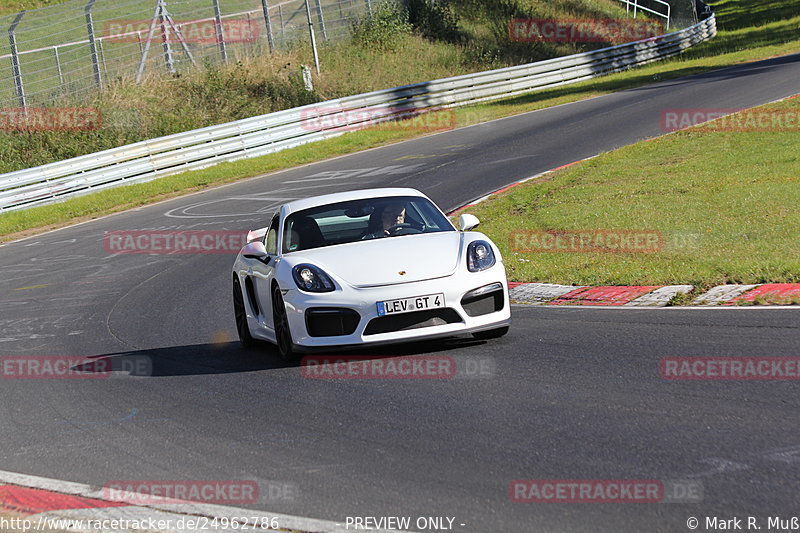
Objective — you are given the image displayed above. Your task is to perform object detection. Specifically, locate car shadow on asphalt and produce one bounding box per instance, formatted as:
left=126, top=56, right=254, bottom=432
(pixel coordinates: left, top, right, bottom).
left=75, top=336, right=488, bottom=377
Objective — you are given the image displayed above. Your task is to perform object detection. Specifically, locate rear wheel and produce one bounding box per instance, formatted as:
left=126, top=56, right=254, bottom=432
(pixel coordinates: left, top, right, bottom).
left=233, top=278, right=256, bottom=348
left=272, top=287, right=297, bottom=361
left=472, top=326, right=509, bottom=340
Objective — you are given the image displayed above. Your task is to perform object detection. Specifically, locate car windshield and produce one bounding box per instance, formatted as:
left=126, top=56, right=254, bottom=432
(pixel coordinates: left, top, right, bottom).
left=282, top=196, right=455, bottom=253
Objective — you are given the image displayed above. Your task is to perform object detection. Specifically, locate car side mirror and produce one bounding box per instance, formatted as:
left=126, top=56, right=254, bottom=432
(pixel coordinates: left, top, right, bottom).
left=458, top=214, right=480, bottom=231
left=246, top=227, right=268, bottom=243
left=242, top=241, right=269, bottom=261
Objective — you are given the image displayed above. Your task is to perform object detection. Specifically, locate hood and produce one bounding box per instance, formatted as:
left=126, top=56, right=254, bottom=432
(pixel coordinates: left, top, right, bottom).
left=292, top=232, right=462, bottom=288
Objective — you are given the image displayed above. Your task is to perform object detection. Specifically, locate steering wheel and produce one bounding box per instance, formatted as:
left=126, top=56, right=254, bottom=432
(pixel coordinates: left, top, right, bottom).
left=386, top=223, right=423, bottom=236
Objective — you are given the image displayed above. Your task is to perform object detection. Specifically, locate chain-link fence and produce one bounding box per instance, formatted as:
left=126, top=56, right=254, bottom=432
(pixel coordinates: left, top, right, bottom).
left=1, top=0, right=703, bottom=111
left=0, top=0, right=375, bottom=109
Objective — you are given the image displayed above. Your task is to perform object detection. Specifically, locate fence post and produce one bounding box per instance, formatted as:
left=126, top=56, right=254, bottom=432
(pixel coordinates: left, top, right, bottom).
left=260, top=0, right=275, bottom=51
left=365, top=0, right=372, bottom=17
left=8, top=10, right=26, bottom=108
left=98, top=38, right=108, bottom=79
left=159, top=0, right=175, bottom=73
left=304, top=0, right=320, bottom=74
left=313, top=0, right=327, bottom=41
left=213, top=0, right=227, bottom=62
left=85, top=0, right=103, bottom=89
left=54, top=46, right=64, bottom=85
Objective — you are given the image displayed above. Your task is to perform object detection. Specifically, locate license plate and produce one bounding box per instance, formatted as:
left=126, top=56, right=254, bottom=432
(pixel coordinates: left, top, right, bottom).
left=377, top=293, right=445, bottom=316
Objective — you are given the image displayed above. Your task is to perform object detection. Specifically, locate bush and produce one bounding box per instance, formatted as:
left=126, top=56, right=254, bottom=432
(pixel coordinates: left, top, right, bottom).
left=406, top=0, right=462, bottom=43
left=179, top=61, right=319, bottom=119
left=350, top=1, right=413, bottom=51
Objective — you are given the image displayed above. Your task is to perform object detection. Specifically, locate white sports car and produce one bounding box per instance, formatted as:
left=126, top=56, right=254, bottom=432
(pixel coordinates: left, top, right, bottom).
left=232, top=188, right=510, bottom=360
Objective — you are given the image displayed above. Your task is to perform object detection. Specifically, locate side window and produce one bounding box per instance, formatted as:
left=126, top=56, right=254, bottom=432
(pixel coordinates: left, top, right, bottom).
left=264, top=214, right=279, bottom=255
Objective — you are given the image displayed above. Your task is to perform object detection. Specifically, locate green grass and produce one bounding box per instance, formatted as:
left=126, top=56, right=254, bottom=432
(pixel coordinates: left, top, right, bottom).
left=0, top=0, right=63, bottom=17
left=466, top=97, right=800, bottom=288
left=0, top=0, right=798, bottom=245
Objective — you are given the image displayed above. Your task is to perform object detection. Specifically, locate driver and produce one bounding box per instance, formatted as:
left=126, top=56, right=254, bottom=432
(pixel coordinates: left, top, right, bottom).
left=379, top=202, right=406, bottom=236
left=362, top=201, right=407, bottom=239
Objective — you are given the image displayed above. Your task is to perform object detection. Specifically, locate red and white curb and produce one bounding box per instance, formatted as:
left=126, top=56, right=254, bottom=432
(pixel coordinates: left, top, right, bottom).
left=450, top=163, right=800, bottom=308
left=508, top=283, right=800, bottom=307
left=690, top=284, right=759, bottom=306
left=0, top=470, right=410, bottom=533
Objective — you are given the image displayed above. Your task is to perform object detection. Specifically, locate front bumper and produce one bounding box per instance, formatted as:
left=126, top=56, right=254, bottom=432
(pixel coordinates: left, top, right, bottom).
left=282, top=265, right=511, bottom=349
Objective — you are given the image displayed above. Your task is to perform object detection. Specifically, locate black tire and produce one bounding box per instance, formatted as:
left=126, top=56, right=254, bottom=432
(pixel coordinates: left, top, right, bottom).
left=272, top=287, right=297, bottom=361
left=472, top=326, right=509, bottom=340
left=233, top=278, right=256, bottom=348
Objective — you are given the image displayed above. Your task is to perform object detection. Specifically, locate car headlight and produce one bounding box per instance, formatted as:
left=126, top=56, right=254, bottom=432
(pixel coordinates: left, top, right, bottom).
left=467, top=240, right=496, bottom=272
left=292, top=264, right=335, bottom=292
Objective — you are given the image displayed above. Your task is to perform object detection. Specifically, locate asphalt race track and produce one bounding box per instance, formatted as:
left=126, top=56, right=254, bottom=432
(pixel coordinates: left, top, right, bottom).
left=1, top=53, right=799, bottom=532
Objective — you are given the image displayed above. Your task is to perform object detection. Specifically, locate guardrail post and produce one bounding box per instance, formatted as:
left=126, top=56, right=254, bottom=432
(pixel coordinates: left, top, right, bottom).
left=8, top=10, right=26, bottom=108
left=213, top=0, right=227, bottom=62
left=304, top=0, right=320, bottom=74
left=260, top=0, right=275, bottom=51
left=313, top=0, right=328, bottom=41
left=85, top=0, right=103, bottom=89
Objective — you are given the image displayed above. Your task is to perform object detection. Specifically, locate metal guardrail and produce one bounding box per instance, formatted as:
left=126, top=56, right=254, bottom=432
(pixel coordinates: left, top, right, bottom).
left=0, top=15, right=716, bottom=212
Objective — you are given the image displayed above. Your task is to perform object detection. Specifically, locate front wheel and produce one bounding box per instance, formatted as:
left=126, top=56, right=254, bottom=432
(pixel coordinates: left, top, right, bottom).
left=272, top=287, right=297, bottom=361
left=472, top=326, right=509, bottom=340
left=233, top=278, right=256, bottom=348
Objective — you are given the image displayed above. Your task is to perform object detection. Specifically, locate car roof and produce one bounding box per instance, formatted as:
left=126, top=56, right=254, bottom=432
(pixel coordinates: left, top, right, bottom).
left=282, top=188, right=429, bottom=216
